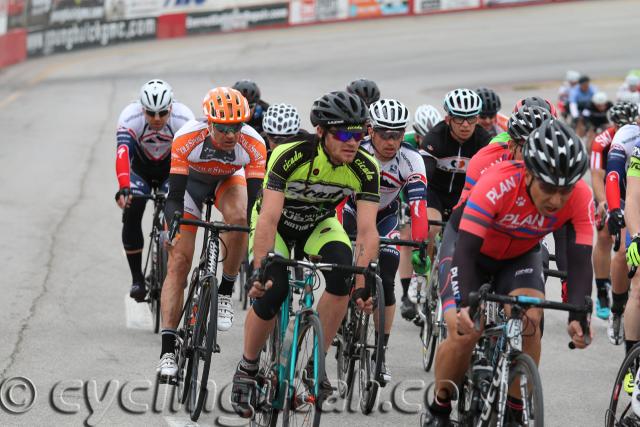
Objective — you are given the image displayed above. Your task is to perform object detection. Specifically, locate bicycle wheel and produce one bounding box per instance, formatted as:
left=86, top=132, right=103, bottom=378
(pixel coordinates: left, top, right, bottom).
left=606, top=343, right=640, bottom=427
left=422, top=264, right=438, bottom=372
left=506, top=353, right=544, bottom=426
left=186, top=278, right=215, bottom=421
left=252, top=314, right=281, bottom=427
left=282, top=313, right=325, bottom=427
left=178, top=271, right=199, bottom=405
left=152, top=237, right=168, bottom=334
left=336, top=302, right=357, bottom=399
left=357, top=277, right=385, bottom=415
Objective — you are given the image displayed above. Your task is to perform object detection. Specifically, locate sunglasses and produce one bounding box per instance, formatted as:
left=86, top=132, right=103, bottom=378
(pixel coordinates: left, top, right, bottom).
left=266, top=134, right=288, bottom=143
left=374, top=128, right=404, bottom=140
left=329, top=128, right=366, bottom=143
left=211, top=122, right=243, bottom=134
left=536, top=178, right=574, bottom=195
left=450, top=116, right=478, bottom=125
left=479, top=114, right=496, bottom=120
left=145, top=109, right=169, bottom=118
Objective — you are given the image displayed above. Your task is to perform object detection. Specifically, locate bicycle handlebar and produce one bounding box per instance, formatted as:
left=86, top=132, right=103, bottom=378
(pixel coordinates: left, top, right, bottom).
left=168, top=211, right=250, bottom=241
left=131, top=192, right=167, bottom=201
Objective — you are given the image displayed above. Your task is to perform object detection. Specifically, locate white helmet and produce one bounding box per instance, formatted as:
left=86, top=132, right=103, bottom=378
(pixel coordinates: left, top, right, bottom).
left=592, top=92, right=608, bottom=105
left=566, top=70, right=580, bottom=83
left=369, top=98, right=409, bottom=129
left=262, top=103, right=301, bottom=136
left=443, top=88, right=482, bottom=117
left=413, top=104, right=442, bottom=136
left=626, top=74, right=640, bottom=88
left=140, top=79, right=173, bottom=112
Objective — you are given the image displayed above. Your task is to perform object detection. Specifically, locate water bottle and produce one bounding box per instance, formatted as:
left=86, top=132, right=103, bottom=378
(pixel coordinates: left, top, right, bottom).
left=279, top=318, right=296, bottom=369
left=632, top=368, right=640, bottom=417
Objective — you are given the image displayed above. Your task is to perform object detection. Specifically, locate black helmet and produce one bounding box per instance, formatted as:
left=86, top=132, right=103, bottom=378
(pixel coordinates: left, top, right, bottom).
left=507, top=106, right=552, bottom=143
left=513, top=96, right=557, bottom=117
left=346, top=78, right=380, bottom=107
left=523, top=119, right=588, bottom=187
left=232, top=79, right=261, bottom=104
left=608, top=102, right=639, bottom=127
left=475, top=87, right=501, bottom=116
left=310, top=91, right=369, bottom=127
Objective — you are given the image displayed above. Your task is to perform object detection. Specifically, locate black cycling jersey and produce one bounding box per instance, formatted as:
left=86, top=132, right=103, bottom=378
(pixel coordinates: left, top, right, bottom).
left=584, top=101, right=613, bottom=130
left=420, top=121, right=490, bottom=197
left=247, top=99, right=270, bottom=134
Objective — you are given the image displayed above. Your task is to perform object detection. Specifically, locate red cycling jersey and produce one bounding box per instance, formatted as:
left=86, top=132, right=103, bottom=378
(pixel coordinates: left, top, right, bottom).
left=459, top=161, right=594, bottom=260
left=458, top=141, right=512, bottom=205
left=590, top=126, right=616, bottom=170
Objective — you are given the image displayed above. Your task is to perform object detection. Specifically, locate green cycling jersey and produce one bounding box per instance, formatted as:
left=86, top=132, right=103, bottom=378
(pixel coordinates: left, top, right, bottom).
left=490, top=131, right=512, bottom=144
left=403, top=130, right=420, bottom=149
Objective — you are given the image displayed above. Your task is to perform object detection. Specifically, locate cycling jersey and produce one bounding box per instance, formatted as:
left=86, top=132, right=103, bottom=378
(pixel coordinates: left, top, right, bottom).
left=248, top=99, right=270, bottom=135
left=459, top=141, right=512, bottom=204
left=569, top=84, right=598, bottom=118
left=403, top=130, right=420, bottom=149
left=582, top=101, right=612, bottom=130
left=452, top=161, right=594, bottom=307
left=606, top=124, right=640, bottom=209
left=115, top=101, right=195, bottom=189
left=421, top=121, right=490, bottom=196
left=591, top=126, right=617, bottom=170
left=489, top=131, right=511, bottom=144
left=628, top=142, right=640, bottom=179
left=345, top=140, right=428, bottom=242
left=261, top=137, right=380, bottom=235
left=164, top=119, right=267, bottom=221
left=496, top=113, right=509, bottom=132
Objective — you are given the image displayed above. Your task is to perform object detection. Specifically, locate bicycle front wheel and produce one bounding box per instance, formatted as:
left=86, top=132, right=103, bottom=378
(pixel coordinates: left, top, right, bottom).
left=152, top=238, right=168, bottom=334
left=336, top=301, right=357, bottom=399
left=252, top=313, right=281, bottom=427
left=506, top=353, right=544, bottom=426
left=422, top=265, right=438, bottom=372
left=282, top=313, right=325, bottom=427
left=606, top=343, right=640, bottom=427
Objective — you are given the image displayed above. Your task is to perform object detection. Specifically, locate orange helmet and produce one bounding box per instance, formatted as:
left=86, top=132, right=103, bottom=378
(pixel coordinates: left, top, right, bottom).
left=202, top=87, right=250, bottom=124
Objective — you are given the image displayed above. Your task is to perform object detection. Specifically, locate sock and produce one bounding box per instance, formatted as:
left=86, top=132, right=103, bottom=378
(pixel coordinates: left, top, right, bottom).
left=161, top=329, right=177, bottom=356
left=127, top=252, right=144, bottom=283
left=238, top=355, right=259, bottom=375
left=383, top=333, right=390, bottom=347
left=219, top=273, right=237, bottom=296
left=625, top=340, right=639, bottom=355
left=506, top=395, right=524, bottom=422
left=401, top=278, right=410, bottom=297
left=612, top=291, right=629, bottom=314
left=596, top=278, right=611, bottom=296
left=429, top=393, right=451, bottom=416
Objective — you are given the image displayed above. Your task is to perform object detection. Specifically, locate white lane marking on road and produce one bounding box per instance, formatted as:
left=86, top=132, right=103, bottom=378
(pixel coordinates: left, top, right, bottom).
left=125, top=293, right=153, bottom=329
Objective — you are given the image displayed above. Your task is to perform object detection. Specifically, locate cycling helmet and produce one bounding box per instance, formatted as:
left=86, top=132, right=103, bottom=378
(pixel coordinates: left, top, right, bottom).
left=443, top=88, right=482, bottom=117
left=592, top=92, right=608, bottom=105
left=513, top=96, right=558, bottom=118
left=346, top=78, right=381, bottom=107
left=369, top=99, right=409, bottom=129
left=566, top=70, right=580, bottom=83
left=626, top=74, right=640, bottom=88
left=475, top=87, right=502, bottom=116
left=507, top=106, right=552, bottom=143
left=140, top=79, right=173, bottom=112
left=523, top=119, right=588, bottom=186
left=608, top=102, right=639, bottom=126
left=310, top=91, right=369, bottom=127
left=262, top=103, right=301, bottom=136
left=413, top=104, right=442, bottom=136
left=232, top=80, right=261, bottom=105
left=202, top=87, right=250, bottom=124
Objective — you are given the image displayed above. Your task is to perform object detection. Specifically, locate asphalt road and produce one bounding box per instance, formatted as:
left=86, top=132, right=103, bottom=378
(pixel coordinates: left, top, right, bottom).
left=1, top=0, right=639, bottom=425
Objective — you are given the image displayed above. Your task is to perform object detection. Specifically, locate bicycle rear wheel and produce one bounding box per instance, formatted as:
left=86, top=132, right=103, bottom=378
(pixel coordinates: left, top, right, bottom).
left=252, top=314, right=281, bottom=427
left=606, top=343, right=640, bottom=427
left=356, top=277, right=385, bottom=415
left=282, top=313, right=325, bottom=427
left=152, top=238, right=168, bottom=334
left=336, top=301, right=357, bottom=399
left=421, top=265, right=438, bottom=372
left=506, top=353, right=544, bottom=426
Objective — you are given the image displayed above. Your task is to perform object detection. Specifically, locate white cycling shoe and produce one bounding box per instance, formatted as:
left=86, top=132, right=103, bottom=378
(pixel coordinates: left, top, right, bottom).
left=157, top=353, right=178, bottom=378
left=218, top=295, right=234, bottom=332
left=408, top=274, right=427, bottom=304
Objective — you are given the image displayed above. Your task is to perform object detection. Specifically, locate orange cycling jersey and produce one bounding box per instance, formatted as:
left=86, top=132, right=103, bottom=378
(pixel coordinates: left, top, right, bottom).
left=170, top=119, right=266, bottom=180
left=496, top=113, right=509, bottom=131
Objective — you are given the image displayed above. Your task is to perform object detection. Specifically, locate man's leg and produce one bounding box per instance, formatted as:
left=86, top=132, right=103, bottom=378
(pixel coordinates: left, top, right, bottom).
left=122, top=197, right=147, bottom=301
left=427, top=207, right=442, bottom=261
left=612, top=231, right=632, bottom=346
left=594, top=226, right=613, bottom=318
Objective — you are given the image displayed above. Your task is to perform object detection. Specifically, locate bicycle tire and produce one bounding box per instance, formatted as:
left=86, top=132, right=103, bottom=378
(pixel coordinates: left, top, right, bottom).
left=252, top=313, right=281, bottom=427
left=422, top=264, right=438, bottom=372
left=337, top=302, right=357, bottom=399
left=282, top=313, right=325, bottom=427
left=506, top=353, right=544, bottom=426
left=606, top=343, right=640, bottom=427
left=153, top=237, right=168, bottom=334
left=357, top=277, right=385, bottom=415
left=187, top=278, right=214, bottom=421
left=178, top=271, right=199, bottom=405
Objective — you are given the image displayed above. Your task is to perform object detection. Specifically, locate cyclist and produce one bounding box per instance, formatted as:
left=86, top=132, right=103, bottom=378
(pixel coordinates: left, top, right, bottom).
left=582, top=91, right=613, bottom=151
left=341, top=98, right=429, bottom=383
left=115, top=79, right=195, bottom=302
left=400, top=104, right=441, bottom=319
left=346, top=78, right=381, bottom=107
left=475, top=87, right=508, bottom=138
left=617, top=73, right=640, bottom=104
left=605, top=112, right=640, bottom=347
left=422, top=119, right=593, bottom=426
left=233, top=79, right=270, bottom=134
left=513, top=96, right=558, bottom=119
left=569, top=75, right=598, bottom=137
left=421, top=88, right=490, bottom=264
left=590, top=102, right=639, bottom=321
left=157, top=87, right=267, bottom=379
left=231, top=91, right=380, bottom=417
left=261, top=103, right=306, bottom=154
left=558, top=70, right=580, bottom=119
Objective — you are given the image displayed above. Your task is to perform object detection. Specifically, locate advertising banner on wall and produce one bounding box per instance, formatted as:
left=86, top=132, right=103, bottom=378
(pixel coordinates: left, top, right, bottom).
left=7, top=0, right=26, bottom=29
left=349, top=0, right=407, bottom=18
left=185, top=2, right=288, bottom=34
left=26, top=16, right=156, bottom=56
left=415, top=0, right=479, bottom=12
left=0, top=0, right=7, bottom=35
left=485, top=0, right=539, bottom=4
left=104, top=0, right=162, bottom=21
left=289, top=0, right=348, bottom=24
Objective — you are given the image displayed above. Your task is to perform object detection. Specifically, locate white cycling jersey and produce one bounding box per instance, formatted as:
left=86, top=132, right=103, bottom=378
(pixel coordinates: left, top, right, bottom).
left=610, top=124, right=640, bottom=166
left=116, top=101, right=195, bottom=161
